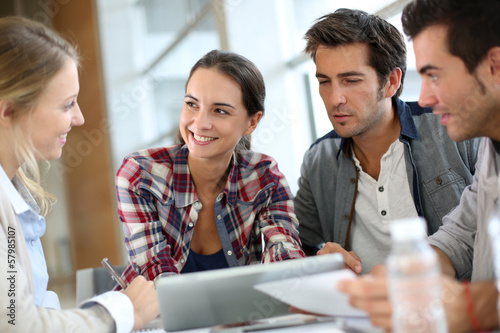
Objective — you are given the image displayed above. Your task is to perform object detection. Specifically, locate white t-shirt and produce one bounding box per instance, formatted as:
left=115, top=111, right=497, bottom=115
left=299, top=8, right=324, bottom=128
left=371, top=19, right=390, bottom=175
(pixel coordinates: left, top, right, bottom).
left=350, top=139, right=419, bottom=274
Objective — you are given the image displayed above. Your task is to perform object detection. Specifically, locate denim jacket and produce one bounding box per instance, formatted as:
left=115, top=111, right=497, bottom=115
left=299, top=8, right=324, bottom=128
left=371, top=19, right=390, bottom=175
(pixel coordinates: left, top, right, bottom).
left=295, top=99, right=480, bottom=254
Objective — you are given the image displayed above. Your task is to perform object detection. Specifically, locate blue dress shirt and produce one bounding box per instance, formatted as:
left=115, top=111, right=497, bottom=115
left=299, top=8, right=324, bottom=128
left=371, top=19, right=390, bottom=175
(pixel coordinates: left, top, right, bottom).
left=6, top=175, right=49, bottom=307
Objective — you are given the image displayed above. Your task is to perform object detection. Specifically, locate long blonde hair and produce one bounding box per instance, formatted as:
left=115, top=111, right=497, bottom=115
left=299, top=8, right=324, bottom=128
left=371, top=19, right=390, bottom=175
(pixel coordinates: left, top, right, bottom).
left=0, top=16, right=80, bottom=215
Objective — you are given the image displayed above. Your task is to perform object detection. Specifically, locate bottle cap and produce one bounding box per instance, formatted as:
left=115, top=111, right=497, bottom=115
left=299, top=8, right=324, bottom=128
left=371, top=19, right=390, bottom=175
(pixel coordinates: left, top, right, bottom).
left=390, top=217, right=428, bottom=242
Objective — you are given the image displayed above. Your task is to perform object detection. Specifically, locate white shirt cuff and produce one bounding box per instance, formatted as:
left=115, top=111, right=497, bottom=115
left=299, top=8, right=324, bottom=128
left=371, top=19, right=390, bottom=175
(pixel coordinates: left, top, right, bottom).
left=41, top=290, right=61, bottom=309
left=82, top=291, right=134, bottom=333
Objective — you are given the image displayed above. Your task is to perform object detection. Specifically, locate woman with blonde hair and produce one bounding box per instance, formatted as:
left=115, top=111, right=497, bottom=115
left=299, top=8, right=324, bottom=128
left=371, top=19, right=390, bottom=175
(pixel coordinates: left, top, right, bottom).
left=0, top=16, right=158, bottom=332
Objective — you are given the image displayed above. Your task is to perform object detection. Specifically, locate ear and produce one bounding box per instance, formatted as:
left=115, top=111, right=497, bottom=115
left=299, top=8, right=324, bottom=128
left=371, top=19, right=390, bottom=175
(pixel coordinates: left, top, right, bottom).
left=384, top=67, right=402, bottom=99
left=487, top=47, right=500, bottom=84
left=0, top=101, right=13, bottom=128
left=243, top=111, right=263, bottom=136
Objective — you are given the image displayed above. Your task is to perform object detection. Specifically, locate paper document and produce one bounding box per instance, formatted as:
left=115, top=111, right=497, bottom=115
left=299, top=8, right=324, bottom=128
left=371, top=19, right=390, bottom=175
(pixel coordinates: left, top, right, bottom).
left=253, top=269, right=367, bottom=317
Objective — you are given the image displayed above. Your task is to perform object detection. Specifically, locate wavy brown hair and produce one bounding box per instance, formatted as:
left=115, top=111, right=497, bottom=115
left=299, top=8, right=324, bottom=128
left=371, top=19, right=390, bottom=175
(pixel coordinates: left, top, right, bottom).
left=304, top=8, right=407, bottom=103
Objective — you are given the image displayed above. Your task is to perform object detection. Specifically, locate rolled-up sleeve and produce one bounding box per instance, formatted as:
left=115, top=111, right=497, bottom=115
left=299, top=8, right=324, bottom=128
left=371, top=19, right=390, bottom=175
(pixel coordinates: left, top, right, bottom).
left=116, top=156, right=177, bottom=285
left=259, top=163, right=305, bottom=262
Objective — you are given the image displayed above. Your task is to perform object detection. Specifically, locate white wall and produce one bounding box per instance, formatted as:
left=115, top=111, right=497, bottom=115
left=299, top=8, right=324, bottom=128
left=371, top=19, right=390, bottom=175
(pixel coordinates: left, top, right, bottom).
left=223, top=0, right=312, bottom=193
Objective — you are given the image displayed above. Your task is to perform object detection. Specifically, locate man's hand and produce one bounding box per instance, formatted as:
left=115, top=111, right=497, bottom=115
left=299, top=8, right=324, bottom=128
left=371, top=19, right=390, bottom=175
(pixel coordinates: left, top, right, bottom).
left=337, top=265, right=497, bottom=333
left=440, top=278, right=500, bottom=332
left=337, top=265, right=392, bottom=330
left=317, top=242, right=362, bottom=274
left=439, top=275, right=469, bottom=332
left=122, top=275, right=160, bottom=330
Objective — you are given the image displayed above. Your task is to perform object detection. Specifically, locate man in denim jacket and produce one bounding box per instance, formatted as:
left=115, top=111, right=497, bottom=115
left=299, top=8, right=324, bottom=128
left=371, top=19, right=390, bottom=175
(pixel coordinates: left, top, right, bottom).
left=294, top=9, right=479, bottom=274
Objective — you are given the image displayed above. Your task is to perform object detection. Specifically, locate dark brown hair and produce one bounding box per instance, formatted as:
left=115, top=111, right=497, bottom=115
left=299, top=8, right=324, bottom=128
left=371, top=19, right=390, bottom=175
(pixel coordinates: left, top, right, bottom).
left=402, top=0, right=500, bottom=73
left=177, top=50, right=265, bottom=151
left=304, top=8, right=407, bottom=102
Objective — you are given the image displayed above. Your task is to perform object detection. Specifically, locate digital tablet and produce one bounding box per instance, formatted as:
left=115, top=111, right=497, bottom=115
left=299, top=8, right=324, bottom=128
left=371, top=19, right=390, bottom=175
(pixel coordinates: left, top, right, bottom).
left=155, top=253, right=343, bottom=331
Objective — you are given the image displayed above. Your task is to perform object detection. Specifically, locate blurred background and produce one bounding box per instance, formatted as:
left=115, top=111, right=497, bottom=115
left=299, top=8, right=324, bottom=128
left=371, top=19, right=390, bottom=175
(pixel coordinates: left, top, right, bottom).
left=0, top=0, right=420, bottom=308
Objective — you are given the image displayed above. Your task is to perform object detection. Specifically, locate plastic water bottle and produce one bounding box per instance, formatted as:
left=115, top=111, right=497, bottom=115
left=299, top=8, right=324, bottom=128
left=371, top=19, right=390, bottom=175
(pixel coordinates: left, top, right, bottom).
left=488, top=201, right=500, bottom=324
left=387, top=217, right=447, bottom=333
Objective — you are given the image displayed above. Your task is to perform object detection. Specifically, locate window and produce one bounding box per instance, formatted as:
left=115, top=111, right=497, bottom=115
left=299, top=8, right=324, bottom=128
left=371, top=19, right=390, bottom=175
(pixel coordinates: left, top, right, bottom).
left=97, top=0, right=415, bottom=194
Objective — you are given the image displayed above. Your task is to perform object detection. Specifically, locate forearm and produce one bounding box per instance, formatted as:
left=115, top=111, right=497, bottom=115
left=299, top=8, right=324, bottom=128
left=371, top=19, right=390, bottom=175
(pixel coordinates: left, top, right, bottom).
left=124, top=243, right=178, bottom=281
left=445, top=280, right=499, bottom=332
left=261, top=216, right=305, bottom=261
left=120, top=214, right=175, bottom=279
left=472, top=281, right=499, bottom=330
left=262, top=183, right=305, bottom=260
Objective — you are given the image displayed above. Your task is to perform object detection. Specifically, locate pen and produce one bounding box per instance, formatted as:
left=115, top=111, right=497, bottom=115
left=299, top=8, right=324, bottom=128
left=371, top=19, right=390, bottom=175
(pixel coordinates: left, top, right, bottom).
left=101, top=257, right=127, bottom=289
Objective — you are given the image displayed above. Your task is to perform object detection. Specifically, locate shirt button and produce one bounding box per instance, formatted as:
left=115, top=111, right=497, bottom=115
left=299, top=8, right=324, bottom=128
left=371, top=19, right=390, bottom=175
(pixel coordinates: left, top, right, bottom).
left=381, top=210, right=387, bottom=216
left=378, top=186, right=384, bottom=192
left=217, top=215, right=222, bottom=220
left=216, top=193, right=223, bottom=201
left=436, top=177, right=443, bottom=185
left=180, top=258, right=185, bottom=264
left=193, top=202, right=202, bottom=210
left=188, top=222, right=194, bottom=228
left=343, top=214, right=349, bottom=220
left=30, top=240, right=36, bottom=246
left=227, top=250, right=233, bottom=256
left=350, top=178, right=356, bottom=184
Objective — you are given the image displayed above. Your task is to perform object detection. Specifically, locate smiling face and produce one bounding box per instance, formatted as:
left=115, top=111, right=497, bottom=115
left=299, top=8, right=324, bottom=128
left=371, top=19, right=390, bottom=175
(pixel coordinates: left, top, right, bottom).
left=414, top=25, right=500, bottom=142
left=179, top=67, right=261, bottom=163
left=22, top=58, right=84, bottom=161
left=315, top=43, right=395, bottom=140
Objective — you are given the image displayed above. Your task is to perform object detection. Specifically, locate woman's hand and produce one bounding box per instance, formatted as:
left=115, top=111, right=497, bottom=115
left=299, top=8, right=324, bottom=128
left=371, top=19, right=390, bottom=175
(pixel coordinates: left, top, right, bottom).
left=122, top=275, right=159, bottom=330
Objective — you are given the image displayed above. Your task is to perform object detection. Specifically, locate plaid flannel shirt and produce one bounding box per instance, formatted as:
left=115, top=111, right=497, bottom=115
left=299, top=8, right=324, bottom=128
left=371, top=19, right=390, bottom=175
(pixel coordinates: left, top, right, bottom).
left=116, top=145, right=305, bottom=285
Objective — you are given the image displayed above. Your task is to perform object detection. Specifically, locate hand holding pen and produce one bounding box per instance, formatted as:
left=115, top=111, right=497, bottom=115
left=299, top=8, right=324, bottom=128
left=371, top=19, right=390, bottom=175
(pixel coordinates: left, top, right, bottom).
left=101, top=258, right=159, bottom=330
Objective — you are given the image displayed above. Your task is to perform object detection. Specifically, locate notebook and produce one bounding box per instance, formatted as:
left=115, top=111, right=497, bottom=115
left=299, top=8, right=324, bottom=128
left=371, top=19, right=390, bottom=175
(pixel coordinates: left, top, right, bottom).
left=155, top=253, right=343, bottom=331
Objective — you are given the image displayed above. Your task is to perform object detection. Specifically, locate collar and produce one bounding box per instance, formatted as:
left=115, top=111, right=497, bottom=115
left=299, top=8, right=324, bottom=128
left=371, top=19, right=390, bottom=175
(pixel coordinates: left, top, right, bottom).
left=172, top=146, right=239, bottom=208
left=333, top=99, right=423, bottom=159
left=0, top=164, right=31, bottom=215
